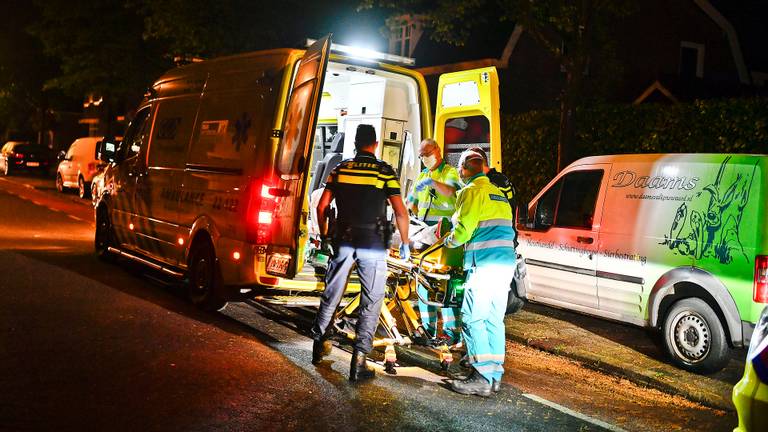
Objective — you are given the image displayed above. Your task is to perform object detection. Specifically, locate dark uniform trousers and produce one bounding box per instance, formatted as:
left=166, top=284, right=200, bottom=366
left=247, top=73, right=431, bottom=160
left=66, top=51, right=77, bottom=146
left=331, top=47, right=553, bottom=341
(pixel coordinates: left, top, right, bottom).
left=311, top=232, right=388, bottom=353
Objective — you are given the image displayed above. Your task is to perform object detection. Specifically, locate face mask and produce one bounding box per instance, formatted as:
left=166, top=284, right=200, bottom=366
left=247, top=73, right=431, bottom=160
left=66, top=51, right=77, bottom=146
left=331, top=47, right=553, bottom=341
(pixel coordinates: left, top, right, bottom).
left=420, top=154, right=438, bottom=170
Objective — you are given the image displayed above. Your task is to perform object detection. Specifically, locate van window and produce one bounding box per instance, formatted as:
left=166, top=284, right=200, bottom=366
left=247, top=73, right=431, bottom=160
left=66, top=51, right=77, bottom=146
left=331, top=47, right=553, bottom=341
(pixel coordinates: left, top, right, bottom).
left=535, top=180, right=561, bottom=229
left=122, top=108, right=152, bottom=160
left=148, top=99, right=196, bottom=169
left=65, top=142, right=78, bottom=160
left=277, top=84, right=314, bottom=175
left=555, top=170, right=603, bottom=229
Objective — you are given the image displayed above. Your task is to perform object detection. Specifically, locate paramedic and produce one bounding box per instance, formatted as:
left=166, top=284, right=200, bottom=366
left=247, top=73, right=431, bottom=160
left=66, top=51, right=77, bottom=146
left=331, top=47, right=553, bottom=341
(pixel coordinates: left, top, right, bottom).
left=467, top=146, right=516, bottom=211
left=407, top=138, right=462, bottom=344
left=310, top=124, right=410, bottom=382
left=444, top=150, right=516, bottom=396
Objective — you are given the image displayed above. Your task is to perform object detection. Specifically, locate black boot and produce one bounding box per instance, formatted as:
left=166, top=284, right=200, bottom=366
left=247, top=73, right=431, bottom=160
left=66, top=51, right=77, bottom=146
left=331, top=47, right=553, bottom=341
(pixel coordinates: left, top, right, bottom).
left=349, top=350, right=375, bottom=381
left=312, top=339, right=332, bottom=365
left=450, top=369, right=492, bottom=397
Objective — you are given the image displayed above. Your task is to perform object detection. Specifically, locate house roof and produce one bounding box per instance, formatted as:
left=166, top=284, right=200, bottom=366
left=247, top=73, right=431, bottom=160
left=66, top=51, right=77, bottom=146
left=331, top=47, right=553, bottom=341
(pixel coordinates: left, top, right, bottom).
left=710, top=0, right=768, bottom=73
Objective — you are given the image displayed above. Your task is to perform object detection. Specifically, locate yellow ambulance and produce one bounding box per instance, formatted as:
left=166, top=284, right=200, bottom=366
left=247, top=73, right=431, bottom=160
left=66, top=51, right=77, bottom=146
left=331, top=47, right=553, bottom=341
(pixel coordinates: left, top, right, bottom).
left=94, top=36, right=502, bottom=311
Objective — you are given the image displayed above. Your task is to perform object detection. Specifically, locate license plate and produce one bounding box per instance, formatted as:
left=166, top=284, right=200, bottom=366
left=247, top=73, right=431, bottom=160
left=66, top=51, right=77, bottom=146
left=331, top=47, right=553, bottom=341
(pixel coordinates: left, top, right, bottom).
left=26, top=162, right=39, bottom=167
left=266, top=254, right=290, bottom=276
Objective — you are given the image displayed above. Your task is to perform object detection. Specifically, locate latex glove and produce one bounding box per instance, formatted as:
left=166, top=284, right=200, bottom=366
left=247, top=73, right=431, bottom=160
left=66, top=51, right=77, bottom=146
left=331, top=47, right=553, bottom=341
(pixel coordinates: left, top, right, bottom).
left=413, top=178, right=434, bottom=192
left=399, top=242, right=411, bottom=261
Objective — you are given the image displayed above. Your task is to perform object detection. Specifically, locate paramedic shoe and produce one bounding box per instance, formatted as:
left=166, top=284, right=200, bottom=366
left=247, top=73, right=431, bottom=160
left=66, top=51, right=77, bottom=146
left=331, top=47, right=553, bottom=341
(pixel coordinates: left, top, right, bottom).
left=349, top=350, right=375, bottom=381
left=312, top=339, right=332, bottom=365
left=492, top=379, right=501, bottom=393
left=450, top=370, right=492, bottom=397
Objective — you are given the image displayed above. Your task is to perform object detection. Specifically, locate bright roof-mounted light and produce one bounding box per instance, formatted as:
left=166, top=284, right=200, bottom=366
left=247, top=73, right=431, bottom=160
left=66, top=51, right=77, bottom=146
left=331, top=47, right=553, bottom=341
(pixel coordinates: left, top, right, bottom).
left=305, top=39, right=415, bottom=67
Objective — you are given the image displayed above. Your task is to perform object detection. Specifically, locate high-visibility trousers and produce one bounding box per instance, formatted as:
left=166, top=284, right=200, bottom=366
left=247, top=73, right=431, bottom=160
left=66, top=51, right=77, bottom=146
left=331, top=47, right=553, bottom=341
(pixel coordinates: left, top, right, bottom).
left=461, top=264, right=512, bottom=383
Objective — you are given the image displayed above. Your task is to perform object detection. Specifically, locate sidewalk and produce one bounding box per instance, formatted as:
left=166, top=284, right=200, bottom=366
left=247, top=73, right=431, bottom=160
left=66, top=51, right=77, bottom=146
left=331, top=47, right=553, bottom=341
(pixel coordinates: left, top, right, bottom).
left=398, top=303, right=744, bottom=411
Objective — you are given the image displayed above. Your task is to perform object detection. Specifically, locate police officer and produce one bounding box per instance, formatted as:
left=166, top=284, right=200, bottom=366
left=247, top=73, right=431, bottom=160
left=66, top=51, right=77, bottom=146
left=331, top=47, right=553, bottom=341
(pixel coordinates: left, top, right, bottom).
left=310, top=124, right=410, bottom=381
left=444, top=150, right=516, bottom=396
left=407, top=138, right=463, bottom=344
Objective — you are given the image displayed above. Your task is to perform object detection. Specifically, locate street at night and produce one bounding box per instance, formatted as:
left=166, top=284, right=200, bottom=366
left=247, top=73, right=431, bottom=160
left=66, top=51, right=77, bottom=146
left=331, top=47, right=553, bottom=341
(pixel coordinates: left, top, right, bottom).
left=3, top=1, right=768, bottom=431
left=0, top=174, right=738, bottom=431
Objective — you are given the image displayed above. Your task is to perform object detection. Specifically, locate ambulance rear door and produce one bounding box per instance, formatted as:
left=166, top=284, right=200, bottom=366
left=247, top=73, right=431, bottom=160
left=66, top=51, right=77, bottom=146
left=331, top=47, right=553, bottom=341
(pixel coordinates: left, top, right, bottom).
left=433, top=67, right=501, bottom=170
left=265, top=35, right=331, bottom=279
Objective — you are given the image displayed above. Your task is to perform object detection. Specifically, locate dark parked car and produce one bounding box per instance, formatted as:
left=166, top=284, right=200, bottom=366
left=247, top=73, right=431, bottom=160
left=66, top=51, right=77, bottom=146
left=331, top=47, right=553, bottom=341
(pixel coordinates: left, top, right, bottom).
left=0, top=141, right=51, bottom=176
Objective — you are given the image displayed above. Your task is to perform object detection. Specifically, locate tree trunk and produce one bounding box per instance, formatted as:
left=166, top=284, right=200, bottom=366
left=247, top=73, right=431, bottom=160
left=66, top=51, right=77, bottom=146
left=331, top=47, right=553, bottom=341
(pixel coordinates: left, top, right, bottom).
left=556, top=72, right=577, bottom=172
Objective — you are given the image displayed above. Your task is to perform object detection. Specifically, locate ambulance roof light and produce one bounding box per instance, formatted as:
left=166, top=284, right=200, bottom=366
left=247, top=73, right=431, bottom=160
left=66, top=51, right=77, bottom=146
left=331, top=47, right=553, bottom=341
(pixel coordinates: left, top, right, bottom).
left=305, top=39, right=415, bottom=67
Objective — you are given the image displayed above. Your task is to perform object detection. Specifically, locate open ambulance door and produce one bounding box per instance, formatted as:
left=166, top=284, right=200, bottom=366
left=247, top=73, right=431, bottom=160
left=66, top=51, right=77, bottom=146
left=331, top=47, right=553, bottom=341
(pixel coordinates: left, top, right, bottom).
left=434, top=67, right=501, bottom=171
left=266, top=35, right=331, bottom=279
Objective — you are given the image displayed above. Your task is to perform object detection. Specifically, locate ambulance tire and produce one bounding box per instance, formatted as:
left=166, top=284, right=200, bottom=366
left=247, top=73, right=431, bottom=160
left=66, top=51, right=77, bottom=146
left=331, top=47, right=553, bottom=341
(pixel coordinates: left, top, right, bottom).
left=662, top=298, right=730, bottom=374
left=505, top=280, right=525, bottom=315
left=95, top=205, right=116, bottom=263
left=187, top=241, right=227, bottom=312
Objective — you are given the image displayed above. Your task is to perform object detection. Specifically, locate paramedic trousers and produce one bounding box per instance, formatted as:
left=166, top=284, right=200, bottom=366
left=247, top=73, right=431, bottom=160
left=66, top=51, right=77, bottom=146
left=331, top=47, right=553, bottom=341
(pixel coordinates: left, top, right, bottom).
left=461, top=264, right=513, bottom=383
left=417, top=284, right=461, bottom=342
left=311, top=238, right=387, bottom=354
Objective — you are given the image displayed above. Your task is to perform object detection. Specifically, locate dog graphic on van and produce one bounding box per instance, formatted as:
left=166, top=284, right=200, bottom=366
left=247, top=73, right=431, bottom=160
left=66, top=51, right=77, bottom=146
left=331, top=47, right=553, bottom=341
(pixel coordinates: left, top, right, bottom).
left=662, top=156, right=757, bottom=265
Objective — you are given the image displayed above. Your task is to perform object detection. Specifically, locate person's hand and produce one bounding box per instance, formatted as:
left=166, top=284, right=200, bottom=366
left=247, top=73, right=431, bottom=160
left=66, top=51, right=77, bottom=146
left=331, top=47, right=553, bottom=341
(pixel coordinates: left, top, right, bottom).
left=413, top=178, right=434, bottom=192
left=320, top=236, right=334, bottom=256
left=399, top=242, right=411, bottom=261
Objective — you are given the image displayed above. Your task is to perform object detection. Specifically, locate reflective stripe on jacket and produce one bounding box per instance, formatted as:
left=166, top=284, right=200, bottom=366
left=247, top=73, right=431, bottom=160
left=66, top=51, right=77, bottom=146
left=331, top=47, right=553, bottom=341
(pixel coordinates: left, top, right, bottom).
left=407, top=161, right=461, bottom=225
left=445, top=173, right=516, bottom=269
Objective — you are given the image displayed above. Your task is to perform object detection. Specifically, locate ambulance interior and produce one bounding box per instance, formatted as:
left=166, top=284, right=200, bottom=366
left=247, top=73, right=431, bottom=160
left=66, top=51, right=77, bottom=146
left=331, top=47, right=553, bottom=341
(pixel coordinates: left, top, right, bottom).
left=305, top=61, right=424, bottom=241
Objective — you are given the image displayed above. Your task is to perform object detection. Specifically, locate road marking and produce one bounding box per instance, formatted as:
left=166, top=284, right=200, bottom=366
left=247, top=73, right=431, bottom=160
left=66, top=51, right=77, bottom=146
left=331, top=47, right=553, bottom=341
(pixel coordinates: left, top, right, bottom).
left=523, top=393, right=628, bottom=432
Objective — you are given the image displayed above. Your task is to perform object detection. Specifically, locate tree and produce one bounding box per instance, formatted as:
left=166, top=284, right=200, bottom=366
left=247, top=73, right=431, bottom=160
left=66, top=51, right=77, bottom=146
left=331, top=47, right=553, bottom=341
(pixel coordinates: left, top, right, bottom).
left=361, top=0, right=633, bottom=171
left=30, top=0, right=172, bottom=134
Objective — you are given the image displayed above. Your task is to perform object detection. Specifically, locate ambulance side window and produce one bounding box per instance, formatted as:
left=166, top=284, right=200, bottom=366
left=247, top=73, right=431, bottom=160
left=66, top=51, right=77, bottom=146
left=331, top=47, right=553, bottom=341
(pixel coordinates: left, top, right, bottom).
left=555, top=170, right=603, bottom=229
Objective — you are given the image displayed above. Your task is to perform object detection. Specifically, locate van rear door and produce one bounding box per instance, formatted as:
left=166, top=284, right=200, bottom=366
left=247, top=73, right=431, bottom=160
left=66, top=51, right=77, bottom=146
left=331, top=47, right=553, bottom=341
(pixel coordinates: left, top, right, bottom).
left=265, top=35, right=331, bottom=279
left=433, top=67, right=501, bottom=169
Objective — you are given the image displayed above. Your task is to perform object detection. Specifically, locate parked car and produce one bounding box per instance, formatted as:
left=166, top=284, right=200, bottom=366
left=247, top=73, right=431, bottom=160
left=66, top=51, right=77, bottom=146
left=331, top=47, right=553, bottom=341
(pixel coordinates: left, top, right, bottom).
left=56, top=137, right=105, bottom=199
left=516, top=153, right=768, bottom=373
left=733, top=305, right=768, bottom=431
left=0, top=141, right=51, bottom=176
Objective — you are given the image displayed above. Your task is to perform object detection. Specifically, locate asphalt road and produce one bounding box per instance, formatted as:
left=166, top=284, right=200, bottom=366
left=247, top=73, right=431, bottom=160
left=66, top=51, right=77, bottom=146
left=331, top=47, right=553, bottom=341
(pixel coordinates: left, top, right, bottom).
left=0, top=174, right=735, bottom=431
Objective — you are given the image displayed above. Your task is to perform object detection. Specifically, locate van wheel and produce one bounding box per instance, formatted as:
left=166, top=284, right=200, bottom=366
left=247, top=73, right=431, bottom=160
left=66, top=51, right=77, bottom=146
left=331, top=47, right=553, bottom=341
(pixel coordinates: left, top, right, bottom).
left=506, top=280, right=525, bottom=315
left=662, top=298, right=730, bottom=374
left=187, top=242, right=227, bottom=312
left=56, top=173, right=65, bottom=193
left=78, top=176, right=91, bottom=199
left=95, top=206, right=116, bottom=262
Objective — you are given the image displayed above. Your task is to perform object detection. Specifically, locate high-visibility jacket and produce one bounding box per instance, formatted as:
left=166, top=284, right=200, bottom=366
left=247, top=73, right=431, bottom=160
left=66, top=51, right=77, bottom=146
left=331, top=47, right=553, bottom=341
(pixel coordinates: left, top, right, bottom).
left=407, top=161, right=461, bottom=225
left=445, top=173, right=516, bottom=269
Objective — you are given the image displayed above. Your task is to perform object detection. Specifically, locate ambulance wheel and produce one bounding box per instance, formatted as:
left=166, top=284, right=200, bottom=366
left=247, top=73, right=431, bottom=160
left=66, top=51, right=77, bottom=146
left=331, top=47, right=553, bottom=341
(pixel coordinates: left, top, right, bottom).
left=187, top=241, right=227, bottom=312
left=95, top=205, right=116, bottom=262
left=662, top=298, right=729, bottom=374
left=505, top=280, right=525, bottom=315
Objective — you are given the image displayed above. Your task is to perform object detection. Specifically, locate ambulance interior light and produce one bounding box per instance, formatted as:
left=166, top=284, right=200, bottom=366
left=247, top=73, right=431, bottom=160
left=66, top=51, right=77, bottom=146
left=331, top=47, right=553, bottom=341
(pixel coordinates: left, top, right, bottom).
left=305, top=39, right=415, bottom=66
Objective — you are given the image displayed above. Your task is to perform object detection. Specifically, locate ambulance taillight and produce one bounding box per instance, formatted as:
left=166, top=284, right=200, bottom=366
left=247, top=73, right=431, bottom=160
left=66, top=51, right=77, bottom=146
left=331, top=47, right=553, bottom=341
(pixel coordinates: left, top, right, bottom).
left=246, top=182, right=277, bottom=244
left=755, top=255, right=768, bottom=303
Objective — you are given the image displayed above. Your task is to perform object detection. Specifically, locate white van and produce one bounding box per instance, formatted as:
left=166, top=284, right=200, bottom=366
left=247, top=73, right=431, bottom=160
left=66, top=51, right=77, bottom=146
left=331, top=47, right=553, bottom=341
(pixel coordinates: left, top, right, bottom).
left=516, top=153, right=768, bottom=373
left=56, top=137, right=104, bottom=199
left=94, top=36, right=504, bottom=311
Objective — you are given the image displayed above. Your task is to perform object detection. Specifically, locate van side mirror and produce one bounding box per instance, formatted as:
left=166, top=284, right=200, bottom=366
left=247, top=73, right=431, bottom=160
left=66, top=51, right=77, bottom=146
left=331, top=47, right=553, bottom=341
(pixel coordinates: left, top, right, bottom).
left=97, top=138, right=118, bottom=163
left=57, top=150, right=67, bottom=161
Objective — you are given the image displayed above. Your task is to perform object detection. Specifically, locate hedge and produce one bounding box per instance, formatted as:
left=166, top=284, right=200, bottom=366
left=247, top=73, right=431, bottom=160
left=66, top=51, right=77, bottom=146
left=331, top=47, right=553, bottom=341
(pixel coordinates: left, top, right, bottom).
left=501, top=97, right=768, bottom=203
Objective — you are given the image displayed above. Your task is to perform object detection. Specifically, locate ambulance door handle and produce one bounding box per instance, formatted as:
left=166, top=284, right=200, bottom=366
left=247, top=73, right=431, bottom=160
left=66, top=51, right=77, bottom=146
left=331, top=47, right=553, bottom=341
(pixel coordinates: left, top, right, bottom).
left=576, top=236, right=593, bottom=244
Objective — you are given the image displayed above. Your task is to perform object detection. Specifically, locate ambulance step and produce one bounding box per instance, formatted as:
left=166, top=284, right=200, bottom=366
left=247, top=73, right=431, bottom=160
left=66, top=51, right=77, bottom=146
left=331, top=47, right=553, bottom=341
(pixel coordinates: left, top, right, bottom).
left=253, top=295, right=351, bottom=307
